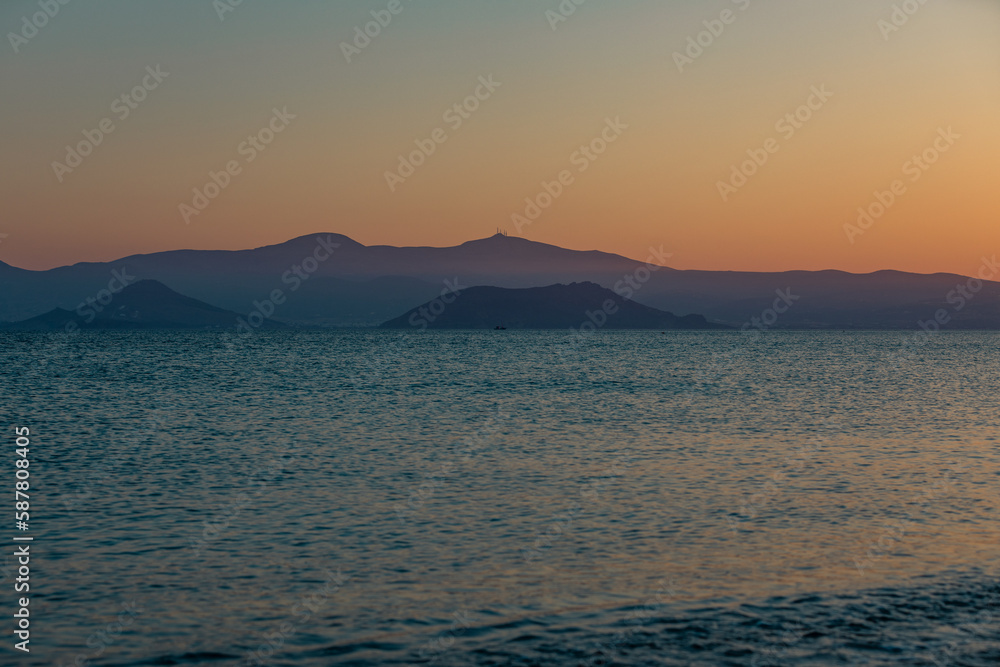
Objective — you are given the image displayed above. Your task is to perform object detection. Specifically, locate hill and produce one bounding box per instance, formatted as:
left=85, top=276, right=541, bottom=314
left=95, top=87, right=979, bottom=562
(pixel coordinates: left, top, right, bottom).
left=380, top=282, right=727, bottom=330
left=2, top=280, right=283, bottom=330
left=2, top=233, right=999, bottom=328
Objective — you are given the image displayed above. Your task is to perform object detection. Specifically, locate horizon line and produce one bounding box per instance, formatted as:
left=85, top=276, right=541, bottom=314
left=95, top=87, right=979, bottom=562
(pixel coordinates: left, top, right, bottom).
left=0, top=231, right=988, bottom=280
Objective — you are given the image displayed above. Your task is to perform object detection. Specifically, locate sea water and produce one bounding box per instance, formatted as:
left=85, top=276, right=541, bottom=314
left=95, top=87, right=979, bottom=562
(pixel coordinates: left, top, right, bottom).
left=1, top=330, right=998, bottom=665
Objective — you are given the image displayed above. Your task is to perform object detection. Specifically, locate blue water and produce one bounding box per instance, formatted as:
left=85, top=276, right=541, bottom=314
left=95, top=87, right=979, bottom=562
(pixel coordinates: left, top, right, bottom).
left=1, top=330, right=998, bottom=666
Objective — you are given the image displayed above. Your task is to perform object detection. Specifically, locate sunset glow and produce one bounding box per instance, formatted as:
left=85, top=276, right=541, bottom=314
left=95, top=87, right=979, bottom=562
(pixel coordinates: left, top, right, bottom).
left=2, top=0, right=998, bottom=274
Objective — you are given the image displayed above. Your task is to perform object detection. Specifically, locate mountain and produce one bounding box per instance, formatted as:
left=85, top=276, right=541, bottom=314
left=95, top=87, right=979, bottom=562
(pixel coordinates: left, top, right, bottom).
left=1, top=280, right=284, bottom=330
left=2, top=233, right=999, bottom=328
left=0, top=234, right=654, bottom=325
left=634, top=268, right=1000, bottom=329
left=380, top=282, right=727, bottom=330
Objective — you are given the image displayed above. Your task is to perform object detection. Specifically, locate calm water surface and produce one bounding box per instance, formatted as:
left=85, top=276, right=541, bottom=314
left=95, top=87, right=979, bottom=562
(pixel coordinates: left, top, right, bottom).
left=1, top=330, right=998, bottom=666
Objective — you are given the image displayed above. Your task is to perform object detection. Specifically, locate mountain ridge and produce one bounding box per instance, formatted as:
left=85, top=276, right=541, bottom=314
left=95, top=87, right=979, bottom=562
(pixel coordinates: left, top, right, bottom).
left=1, top=279, right=285, bottom=331
left=380, top=282, right=727, bottom=330
left=3, top=233, right=982, bottom=279
left=1, top=233, right=998, bottom=329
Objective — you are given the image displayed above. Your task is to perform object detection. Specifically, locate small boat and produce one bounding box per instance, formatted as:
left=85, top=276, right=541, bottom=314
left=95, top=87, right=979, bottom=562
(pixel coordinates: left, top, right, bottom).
left=494, top=325, right=507, bottom=330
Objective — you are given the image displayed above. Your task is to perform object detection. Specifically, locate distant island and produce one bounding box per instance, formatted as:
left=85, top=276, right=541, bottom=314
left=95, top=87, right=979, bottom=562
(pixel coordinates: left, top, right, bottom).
left=380, top=282, right=729, bottom=330
left=1, top=280, right=283, bottom=331
left=3, top=232, right=1000, bottom=329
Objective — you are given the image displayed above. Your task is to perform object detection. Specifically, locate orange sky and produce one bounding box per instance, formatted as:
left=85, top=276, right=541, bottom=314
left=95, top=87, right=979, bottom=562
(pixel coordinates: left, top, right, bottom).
left=1, top=0, right=998, bottom=274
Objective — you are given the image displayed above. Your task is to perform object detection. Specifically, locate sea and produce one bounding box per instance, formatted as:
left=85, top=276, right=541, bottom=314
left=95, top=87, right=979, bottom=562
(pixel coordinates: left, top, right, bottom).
left=1, top=329, right=998, bottom=666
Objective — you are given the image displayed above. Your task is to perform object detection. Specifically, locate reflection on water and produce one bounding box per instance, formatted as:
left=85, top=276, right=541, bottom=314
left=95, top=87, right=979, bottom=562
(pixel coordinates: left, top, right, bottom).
left=1, top=330, right=998, bottom=665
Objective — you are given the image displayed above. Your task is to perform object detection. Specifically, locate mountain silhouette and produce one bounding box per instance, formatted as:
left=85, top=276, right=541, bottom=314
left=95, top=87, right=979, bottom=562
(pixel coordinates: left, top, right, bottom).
left=2, top=233, right=1000, bottom=328
left=380, top=282, right=728, bottom=330
left=2, top=280, right=283, bottom=330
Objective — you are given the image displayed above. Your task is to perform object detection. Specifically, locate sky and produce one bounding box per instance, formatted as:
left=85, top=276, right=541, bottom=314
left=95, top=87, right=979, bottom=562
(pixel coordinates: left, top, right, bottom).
left=1, top=0, right=998, bottom=274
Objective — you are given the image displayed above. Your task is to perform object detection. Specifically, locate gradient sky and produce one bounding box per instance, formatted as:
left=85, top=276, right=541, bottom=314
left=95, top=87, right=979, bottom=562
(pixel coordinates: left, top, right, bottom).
left=1, top=0, right=998, bottom=273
